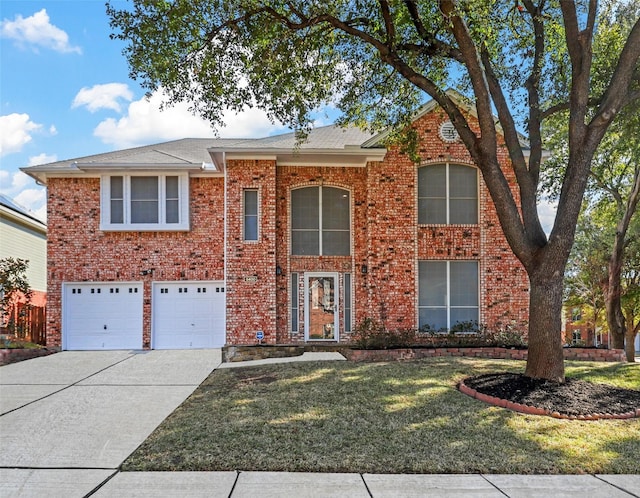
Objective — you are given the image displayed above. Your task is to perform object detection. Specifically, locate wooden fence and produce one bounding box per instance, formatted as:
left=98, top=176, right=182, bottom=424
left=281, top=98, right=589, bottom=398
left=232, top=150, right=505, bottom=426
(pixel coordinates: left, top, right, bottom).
left=1, top=302, right=46, bottom=345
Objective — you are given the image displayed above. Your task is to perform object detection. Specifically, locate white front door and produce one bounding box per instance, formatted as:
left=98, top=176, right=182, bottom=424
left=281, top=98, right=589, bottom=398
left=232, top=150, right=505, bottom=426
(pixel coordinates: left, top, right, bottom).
left=152, top=281, right=225, bottom=349
left=304, top=273, right=339, bottom=341
left=63, top=282, right=143, bottom=350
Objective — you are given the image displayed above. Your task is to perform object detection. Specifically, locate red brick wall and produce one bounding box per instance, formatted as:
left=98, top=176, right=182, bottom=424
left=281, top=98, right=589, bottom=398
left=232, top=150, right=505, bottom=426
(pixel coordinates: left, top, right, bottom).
left=46, top=106, right=529, bottom=348
left=45, top=176, right=225, bottom=348
left=224, top=160, right=278, bottom=344
left=222, top=109, right=529, bottom=345
left=274, top=167, right=367, bottom=343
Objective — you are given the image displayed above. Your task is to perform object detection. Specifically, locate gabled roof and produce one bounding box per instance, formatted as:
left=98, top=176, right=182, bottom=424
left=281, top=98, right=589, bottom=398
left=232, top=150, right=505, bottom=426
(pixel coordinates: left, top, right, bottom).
left=207, top=125, right=384, bottom=168
left=217, top=124, right=375, bottom=150
left=23, top=138, right=225, bottom=172
left=21, top=97, right=532, bottom=184
left=0, top=193, right=46, bottom=233
left=21, top=125, right=386, bottom=184
left=362, top=89, right=532, bottom=151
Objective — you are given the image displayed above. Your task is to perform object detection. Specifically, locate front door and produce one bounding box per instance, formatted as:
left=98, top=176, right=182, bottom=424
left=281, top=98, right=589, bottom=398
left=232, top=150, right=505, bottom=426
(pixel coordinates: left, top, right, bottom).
left=305, top=273, right=339, bottom=341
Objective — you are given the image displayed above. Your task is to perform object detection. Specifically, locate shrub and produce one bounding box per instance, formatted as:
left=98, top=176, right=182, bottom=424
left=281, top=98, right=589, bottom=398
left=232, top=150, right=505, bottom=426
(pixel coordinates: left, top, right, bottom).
left=481, top=324, right=528, bottom=347
left=352, top=318, right=527, bottom=350
left=352, top=319, right=417, bottom=349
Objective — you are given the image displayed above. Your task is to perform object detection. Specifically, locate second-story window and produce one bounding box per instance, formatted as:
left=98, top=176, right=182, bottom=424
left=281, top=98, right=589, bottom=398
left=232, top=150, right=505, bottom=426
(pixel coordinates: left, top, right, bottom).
left=101, top=173, right=189, bottom=231
left=418, top=164, right=478, bottom=224
left=291, top=186, right=350, bottom=255
left=243, top=189, right=259, bottom=241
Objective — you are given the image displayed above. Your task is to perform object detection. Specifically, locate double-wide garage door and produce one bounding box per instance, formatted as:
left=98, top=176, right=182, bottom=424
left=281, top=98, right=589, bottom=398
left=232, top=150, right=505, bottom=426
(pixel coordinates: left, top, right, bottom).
left=63, top=281, right=225, bottom=350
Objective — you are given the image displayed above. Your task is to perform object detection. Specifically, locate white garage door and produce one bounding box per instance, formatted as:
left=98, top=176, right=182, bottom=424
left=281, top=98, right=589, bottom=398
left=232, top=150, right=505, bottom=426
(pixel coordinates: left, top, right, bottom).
left=63, top=282, right=143, bottom=350
left=152, top=281, right=226, bottom=349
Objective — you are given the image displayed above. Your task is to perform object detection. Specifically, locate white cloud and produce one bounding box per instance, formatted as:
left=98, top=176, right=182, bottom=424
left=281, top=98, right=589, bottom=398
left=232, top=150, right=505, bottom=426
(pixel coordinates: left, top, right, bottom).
left=0, top=113, right=42, bottom=156
left=28, top=153, right=57, bottom=166
left=0, top=9, right=81, bottom=54
left=0, top=170, right=8, bottom=190
left=72, top=83, right=134, bottom=113
left=49, top=125, right=57, bottom=135
left=14, top=187, right=47, bottom=222
left=93, top=90, right=285, bottom=149
left=0, top=171, right=46, bottom=223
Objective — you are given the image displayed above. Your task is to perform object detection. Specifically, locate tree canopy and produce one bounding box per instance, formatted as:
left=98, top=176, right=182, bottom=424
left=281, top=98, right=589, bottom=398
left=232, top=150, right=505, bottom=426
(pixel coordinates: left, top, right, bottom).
left=108, top=0, right=640, bottom=381
left=543, top=0, right=640, bottom=361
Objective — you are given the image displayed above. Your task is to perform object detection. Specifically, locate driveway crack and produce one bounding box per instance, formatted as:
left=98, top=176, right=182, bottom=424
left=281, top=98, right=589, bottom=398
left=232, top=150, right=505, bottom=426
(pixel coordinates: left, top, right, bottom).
left=0, top=354, right=136, bottom=417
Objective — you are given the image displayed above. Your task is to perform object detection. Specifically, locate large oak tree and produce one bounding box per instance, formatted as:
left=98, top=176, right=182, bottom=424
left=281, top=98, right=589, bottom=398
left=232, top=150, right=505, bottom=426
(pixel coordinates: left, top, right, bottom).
left=108, top=0, right=640, bottom=381
left=543, top=0, right=640, bottom=361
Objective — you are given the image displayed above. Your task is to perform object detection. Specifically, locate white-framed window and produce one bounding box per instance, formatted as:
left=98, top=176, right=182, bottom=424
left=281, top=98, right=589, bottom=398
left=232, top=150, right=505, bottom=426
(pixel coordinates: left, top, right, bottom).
left=418, top=260, right=479, bottom=331
left=571, top=307, right=581, bottom=322
left=100, top=173, right=189, bottom=231
left=243, top=189, right=259, bottom=241
left=418, top=163, right=478, bottom=224
left=572, top=330, right=582, bottom=345
left=291, top=186, right=350, bottom=255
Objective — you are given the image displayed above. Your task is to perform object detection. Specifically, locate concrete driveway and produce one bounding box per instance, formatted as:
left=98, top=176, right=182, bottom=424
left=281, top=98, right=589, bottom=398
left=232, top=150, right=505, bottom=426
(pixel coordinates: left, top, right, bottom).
left=3, top=350, right=639, bottom=498
left=0, top=349, right=221, bottom=496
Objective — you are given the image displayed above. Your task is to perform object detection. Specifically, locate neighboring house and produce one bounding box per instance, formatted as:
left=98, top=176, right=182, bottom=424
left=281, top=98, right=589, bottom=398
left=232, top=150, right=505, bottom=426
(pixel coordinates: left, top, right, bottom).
left=22, top=99, right=529, bottom=351
left=562, top=305, right=608, bottom=347
left=0, top=194, right=47, bottom=341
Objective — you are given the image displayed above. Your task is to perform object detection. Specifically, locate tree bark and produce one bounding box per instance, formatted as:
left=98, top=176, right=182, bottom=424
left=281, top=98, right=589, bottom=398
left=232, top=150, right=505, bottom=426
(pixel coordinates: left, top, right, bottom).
left=604, top=167, right=640, bottom=353
left=524, top=268, right=566, bottom=382
left=625, top=328, right=637, bottom=362
left=606, top=233, right=626, bottom=350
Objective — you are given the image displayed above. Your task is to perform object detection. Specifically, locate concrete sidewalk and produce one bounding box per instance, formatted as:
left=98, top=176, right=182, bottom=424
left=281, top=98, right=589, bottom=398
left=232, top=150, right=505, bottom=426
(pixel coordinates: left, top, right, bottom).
left=2, top=469, right=639, bottom=497
left=1, top=350, right=638, bottom=497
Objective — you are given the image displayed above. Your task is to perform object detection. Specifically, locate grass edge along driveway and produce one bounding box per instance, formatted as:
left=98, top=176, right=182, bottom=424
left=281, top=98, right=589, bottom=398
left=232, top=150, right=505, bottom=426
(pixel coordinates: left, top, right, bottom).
left=123, top=357, right=640, bottom=474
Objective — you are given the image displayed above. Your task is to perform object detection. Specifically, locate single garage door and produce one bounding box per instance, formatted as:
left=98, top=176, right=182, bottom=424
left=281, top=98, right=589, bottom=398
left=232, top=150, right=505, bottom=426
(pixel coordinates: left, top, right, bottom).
left=63, top=282, right=143, bottom=350
left=152, top=281, right=225, bottom=349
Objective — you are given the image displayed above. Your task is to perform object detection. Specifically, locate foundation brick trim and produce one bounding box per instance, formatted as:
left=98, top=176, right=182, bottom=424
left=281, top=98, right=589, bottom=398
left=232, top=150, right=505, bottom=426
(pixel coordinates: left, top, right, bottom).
left=343, top=347, right=626, bottom=362
left=0, top=348, right=57, bottom=366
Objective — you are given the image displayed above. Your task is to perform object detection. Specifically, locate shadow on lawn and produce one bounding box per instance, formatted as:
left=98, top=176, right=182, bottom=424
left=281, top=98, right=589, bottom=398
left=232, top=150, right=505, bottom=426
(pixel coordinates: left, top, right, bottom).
left=122, top=358, right=638, bottom=474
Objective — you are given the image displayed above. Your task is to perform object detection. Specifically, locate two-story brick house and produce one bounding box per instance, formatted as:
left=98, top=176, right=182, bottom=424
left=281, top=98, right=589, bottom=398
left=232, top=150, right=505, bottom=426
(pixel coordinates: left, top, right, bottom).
left=23, top=99, right=529, bottom=350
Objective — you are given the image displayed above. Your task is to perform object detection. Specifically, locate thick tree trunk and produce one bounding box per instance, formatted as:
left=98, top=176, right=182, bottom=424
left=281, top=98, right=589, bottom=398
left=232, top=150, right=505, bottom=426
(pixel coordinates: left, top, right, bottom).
left=624, top=329, right=637, bottom=362
left=525, top=270, right=566, bottom=382
left=605, top=221, right=632, bottom=351
left=606, top=284, right=626, bottom=350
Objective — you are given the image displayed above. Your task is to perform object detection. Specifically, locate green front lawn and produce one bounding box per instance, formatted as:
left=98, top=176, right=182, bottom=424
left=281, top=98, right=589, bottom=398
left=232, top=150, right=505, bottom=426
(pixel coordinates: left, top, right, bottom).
left=122, top=358, right=640, bottom=474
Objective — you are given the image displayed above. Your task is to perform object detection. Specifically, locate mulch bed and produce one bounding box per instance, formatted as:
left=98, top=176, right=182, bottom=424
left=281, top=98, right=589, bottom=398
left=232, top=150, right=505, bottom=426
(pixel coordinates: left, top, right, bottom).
left=462, top=372, right=640, bottom=419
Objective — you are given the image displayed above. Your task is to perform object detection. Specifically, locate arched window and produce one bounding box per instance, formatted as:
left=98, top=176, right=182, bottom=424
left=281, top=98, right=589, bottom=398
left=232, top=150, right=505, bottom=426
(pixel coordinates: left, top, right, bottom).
left=291, top=186, right=350, bottom=255
left=418, top=164, right=478, bottom=224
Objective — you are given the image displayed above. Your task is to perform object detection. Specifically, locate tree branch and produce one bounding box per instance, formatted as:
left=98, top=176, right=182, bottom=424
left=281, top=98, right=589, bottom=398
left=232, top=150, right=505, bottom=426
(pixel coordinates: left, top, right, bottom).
left=378, top=0, right=396, bottom=47
left=588, top=18, right=640, bottom=133
left=404, top=0, right=429, bottom=39
left=440, top=0, right=533, bottom=262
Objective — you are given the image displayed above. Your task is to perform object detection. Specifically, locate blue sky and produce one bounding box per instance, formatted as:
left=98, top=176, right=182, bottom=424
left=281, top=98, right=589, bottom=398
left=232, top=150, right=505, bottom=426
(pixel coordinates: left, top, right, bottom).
left=1, top=1, right=557, bottom=230
left=0, top=1, right=292, bottom=222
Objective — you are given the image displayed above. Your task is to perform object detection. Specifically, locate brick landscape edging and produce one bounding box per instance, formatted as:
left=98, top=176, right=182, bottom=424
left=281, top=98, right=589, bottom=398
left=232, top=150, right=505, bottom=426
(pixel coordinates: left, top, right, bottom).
left=0, top=348, right=57, bottom=366
left=458, top=380, right=640, bottom=420
left=342, top=347, right=626, bottom=363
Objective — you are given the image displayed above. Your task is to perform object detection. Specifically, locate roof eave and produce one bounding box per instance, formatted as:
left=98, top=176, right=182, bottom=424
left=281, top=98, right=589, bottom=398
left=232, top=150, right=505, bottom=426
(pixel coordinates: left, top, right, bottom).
left=209, top=146, right=387, bottom=168
left=0, top=204, right=46, bottom=232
